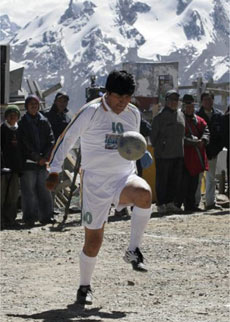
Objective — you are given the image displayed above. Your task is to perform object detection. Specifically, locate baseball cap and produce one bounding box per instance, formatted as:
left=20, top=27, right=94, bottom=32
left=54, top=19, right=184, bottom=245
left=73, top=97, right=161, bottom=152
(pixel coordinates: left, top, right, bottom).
left=55, top=92, right=69, bottom=101
left=165, top=89, right=180, bottom=99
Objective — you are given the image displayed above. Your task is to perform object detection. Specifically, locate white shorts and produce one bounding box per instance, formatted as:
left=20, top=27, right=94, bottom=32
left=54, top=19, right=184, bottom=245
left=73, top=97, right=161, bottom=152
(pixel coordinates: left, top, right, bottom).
left=81, top=169, right=141, bottom=229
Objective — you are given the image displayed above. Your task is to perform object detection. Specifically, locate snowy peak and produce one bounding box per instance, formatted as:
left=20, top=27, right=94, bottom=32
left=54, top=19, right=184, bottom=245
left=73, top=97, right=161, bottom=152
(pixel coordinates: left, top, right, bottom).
left=183, top=9, right=205, bottom=40
left=212, top=0, right=229, bottom=38
left=112, top=0, right=150, bottom=47
left=60, top=0, right=96, bottom=25
left=176, top=0, right=193, bottom=15
left=114, top=0, right=151, bottom=26
left=1, top=0, right=229, bottom=109
left=0, top=14, right=21, bottom=42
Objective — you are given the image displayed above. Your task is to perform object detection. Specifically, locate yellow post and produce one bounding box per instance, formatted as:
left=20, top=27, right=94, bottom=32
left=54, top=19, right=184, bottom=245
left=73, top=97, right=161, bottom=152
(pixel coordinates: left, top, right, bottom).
left=142, top=146, right=157, bottom=202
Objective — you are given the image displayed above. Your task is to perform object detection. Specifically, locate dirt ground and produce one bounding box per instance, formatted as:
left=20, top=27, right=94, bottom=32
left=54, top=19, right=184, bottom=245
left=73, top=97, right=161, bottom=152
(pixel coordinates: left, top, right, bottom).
left=1, top=197, right=230, bottom=322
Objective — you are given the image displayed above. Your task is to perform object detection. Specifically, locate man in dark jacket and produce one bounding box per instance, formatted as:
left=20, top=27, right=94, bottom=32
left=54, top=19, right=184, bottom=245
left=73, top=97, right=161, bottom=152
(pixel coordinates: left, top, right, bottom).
left=44, top=92, right=71, bottom=142
left=150, top=89, right=185, bottom=214
left=1, top=105, right=24, bottom=229
left=18, top=95, right=55, bottom=226
left=196, top=92, right=223, bottom=210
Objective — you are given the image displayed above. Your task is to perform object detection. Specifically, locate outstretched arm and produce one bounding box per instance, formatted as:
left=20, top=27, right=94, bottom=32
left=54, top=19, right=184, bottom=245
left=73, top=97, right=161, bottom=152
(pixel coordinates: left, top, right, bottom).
left=48, top=106, right=90, bottom=173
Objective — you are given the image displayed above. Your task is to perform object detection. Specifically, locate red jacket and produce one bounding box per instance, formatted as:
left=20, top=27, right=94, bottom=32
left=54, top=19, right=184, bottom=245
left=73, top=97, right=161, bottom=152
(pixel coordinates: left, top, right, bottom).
left=184, top=114, right=209, bottom=176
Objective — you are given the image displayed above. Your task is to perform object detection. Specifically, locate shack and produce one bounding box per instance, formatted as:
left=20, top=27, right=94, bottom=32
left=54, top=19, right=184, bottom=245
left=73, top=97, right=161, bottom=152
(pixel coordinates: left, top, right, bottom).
left=122, top=61, right=179, bottom=115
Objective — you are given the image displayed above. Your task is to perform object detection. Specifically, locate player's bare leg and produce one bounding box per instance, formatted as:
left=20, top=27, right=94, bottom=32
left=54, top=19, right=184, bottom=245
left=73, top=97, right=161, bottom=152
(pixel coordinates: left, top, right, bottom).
left=119, top=177, right=152, bottom=272
left=76, top=225, right=105, bottom=304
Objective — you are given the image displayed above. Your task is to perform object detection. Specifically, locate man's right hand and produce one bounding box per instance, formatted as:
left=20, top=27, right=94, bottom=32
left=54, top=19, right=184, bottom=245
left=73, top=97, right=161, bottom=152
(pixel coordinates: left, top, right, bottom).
left=46, top=172, right=59, bottom=191
left=196, top=140, right=205, bottom=149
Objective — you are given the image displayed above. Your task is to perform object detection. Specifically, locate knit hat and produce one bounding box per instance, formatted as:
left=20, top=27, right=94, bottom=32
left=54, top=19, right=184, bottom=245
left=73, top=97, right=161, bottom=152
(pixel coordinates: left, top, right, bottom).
left=25, top=94, right=40, bottom=109
left=4, top=105, right=21, bottom=118
left=182, top=94, right=194, bottom=104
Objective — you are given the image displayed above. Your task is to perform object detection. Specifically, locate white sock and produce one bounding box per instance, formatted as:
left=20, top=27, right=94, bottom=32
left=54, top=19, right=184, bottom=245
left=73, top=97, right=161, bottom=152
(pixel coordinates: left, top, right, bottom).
left=128, top=206, right=151, bottom=251
left=79, top=250, right=97, bottom=286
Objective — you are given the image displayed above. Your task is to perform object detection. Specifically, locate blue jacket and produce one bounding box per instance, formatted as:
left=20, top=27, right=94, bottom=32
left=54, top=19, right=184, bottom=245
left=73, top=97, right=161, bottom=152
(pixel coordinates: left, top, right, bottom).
left=196, top=107, right=223, bottom=159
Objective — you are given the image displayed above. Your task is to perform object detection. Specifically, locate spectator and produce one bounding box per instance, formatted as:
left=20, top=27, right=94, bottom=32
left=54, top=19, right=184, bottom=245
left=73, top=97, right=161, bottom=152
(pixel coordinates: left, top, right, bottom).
left=179, top=94, right=209, bottom=212
left=46, top=70, right=152, bottom=305
left=44, top=92, right=71, bottom=142
left=196, top=92, right=223, bottom=210
left=150, top=89, right=185, bottom=214
left=43, top=92, right=71, bottom=212
left=18, top=95, right=55, bottom=227
left=1, top=105, right=24, bottom=229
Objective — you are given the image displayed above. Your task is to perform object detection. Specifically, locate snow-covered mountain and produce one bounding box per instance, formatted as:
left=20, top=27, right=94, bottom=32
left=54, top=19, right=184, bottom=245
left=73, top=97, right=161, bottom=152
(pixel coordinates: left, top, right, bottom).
left=0, top=15, right=20, bottom=43
left=1, top=0, right=229, bottom=110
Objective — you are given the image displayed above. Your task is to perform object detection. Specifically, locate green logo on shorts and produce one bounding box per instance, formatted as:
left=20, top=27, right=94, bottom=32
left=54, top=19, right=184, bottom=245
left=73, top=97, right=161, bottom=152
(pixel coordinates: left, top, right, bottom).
left=83, top=211, right=93, bottom=224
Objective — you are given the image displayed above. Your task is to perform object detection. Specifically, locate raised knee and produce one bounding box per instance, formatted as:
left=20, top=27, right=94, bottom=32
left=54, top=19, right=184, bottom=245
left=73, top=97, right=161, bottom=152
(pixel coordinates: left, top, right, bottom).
left=135, top=187, right=152, bottom=208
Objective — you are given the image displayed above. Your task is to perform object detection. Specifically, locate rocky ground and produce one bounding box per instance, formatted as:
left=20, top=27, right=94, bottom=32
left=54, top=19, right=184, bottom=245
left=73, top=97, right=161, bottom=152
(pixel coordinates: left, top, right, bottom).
left=1, top=195, right=229, bottom=322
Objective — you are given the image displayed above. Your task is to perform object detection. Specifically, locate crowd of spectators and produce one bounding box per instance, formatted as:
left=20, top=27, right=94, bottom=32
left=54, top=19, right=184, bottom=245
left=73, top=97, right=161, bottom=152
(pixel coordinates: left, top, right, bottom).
left=1, top=92, right=71, bottom=229
left=1, top=86, right=229, bottom=229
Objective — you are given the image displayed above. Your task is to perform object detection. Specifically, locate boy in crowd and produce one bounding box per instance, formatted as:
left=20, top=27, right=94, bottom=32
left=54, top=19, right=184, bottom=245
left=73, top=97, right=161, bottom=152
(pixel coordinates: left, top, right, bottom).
left=18, top=95, right=55, bottom=227
left=1, top=105, right=24, bottom=229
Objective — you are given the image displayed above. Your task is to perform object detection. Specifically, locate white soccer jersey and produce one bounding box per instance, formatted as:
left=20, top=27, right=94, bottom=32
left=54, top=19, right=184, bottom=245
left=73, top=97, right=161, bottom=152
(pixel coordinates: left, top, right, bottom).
left=49, top=95, right=141, bottom=175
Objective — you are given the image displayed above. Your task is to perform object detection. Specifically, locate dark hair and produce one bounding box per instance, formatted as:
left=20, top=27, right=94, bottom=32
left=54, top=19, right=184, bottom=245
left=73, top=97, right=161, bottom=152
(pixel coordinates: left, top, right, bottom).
left=201, top=92, right=214, bottom=101
left=105, top=70, right=135, bottom=96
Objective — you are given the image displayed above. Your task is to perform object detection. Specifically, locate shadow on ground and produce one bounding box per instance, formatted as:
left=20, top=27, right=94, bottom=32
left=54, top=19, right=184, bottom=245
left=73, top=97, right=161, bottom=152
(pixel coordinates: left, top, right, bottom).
left=7, top=304, right=127, bottom=322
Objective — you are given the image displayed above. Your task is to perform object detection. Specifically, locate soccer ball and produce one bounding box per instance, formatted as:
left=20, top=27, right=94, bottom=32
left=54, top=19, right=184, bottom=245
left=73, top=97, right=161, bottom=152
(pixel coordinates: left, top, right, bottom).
left=118, top=131, right=147, bottom=161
